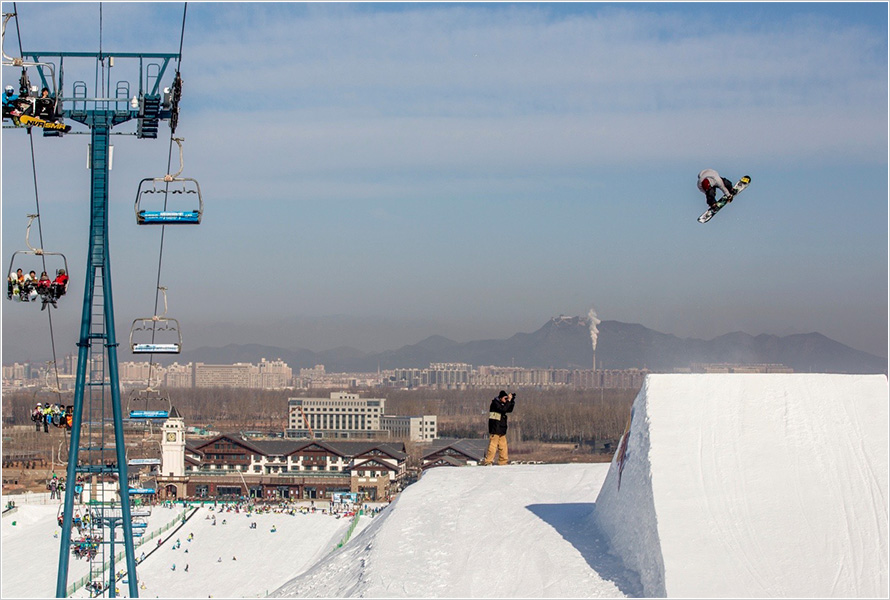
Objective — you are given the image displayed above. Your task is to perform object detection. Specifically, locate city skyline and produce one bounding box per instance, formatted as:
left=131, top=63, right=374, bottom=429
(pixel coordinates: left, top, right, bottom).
left=2, top=2, right=887, bottom=365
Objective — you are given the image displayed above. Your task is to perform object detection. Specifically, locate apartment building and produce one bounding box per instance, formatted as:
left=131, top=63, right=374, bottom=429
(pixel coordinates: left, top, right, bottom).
left=194, top=363, right=253, bottom=387
left=380, top=415, right=438, bottom=442
left=193, top=359, right=292, bottom=389
left=389, top=362, right=472, bottom=389
left=164, top=362, right=194, bottom=388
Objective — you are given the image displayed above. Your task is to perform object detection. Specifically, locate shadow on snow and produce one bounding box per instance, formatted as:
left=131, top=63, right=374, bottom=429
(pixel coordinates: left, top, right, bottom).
left=526, top=502, right=644, bottom=598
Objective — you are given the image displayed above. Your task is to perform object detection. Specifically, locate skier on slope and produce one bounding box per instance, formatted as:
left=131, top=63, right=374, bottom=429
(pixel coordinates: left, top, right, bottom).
left=697, top=169, right=735, bottom=208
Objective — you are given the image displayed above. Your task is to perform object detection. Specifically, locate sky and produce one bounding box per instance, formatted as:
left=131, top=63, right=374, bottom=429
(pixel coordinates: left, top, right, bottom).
left=1, top=1, right=887, bottom=366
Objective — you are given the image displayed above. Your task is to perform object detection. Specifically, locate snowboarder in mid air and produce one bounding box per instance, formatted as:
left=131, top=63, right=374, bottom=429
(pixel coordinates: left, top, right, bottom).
left=696, top=170, right=752, bottom=223
left=697, top=169, right=735, bottom=208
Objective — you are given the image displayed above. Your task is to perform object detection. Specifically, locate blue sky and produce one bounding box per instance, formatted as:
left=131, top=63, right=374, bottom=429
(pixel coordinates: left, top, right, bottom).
left=2, top=2, right=887, bottom=363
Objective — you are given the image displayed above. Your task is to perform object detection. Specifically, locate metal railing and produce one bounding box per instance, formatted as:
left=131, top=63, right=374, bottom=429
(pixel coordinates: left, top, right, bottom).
left=66, top=506, right=196, bottom=596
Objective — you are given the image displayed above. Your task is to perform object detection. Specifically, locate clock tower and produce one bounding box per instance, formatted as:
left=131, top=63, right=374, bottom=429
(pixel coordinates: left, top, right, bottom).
left=161, top=406, right=185, bottom=477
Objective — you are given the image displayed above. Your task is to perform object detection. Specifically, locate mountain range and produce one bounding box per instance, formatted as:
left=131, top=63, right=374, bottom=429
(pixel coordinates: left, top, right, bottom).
left=160, top=316, right=887, bottom=375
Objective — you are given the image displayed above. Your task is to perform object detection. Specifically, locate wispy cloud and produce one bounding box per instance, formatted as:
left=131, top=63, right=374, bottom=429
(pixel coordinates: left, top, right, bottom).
left=2, top=3, right=887, bottom=361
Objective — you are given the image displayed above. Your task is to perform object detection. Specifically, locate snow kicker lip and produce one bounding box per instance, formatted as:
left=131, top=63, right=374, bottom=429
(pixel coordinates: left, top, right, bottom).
left=595, top=373, right=889, bottom=598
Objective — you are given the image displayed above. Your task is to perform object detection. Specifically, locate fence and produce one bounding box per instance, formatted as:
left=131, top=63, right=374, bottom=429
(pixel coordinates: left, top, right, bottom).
left=335, top=509, right=364, bottom=550
left=66, top=506, right=197, bottom=596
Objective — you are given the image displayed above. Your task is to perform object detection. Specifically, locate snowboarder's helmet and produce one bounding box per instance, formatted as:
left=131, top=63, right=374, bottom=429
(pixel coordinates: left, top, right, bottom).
left=4, top=85, right=12, bottom=95
left=701, top=178, right=711, bottom=191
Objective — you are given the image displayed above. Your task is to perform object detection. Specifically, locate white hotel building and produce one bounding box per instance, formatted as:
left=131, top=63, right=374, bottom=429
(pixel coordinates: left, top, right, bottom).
left=286, top=392, right=438, bottom=442
left=287, top=392, right=386, bottom=439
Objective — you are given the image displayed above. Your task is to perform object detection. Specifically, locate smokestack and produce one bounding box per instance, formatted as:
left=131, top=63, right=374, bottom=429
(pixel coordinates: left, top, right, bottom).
left=588, top=306, right=601, bottom=372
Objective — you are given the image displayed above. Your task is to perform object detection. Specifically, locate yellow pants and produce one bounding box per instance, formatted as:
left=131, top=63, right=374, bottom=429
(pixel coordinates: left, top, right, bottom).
left=481, top=433, right=508, bottom=465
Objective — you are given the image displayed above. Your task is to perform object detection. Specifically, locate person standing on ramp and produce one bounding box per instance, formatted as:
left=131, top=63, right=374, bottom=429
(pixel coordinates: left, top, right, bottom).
left=481, top=391, right=516, bottom=466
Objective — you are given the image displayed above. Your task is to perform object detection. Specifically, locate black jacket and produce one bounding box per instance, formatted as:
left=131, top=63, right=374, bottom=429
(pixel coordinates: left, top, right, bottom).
left=487, top=396, right=515, bottom=435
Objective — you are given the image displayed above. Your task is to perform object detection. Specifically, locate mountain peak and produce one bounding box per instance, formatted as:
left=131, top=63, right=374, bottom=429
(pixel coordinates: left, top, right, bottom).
left=164, top=316, right=886, bottom=374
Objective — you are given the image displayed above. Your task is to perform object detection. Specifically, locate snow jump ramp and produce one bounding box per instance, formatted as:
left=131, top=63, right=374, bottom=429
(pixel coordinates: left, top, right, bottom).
left=594, top=373, right=889, bottom=598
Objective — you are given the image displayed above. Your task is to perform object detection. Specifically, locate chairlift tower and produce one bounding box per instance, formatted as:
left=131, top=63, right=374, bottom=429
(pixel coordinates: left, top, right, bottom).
left=5, top=47, right=182, bottom=598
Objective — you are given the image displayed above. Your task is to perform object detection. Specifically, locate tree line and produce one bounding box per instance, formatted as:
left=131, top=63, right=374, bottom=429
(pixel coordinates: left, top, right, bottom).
left=3, top=386, right=640, bottom=448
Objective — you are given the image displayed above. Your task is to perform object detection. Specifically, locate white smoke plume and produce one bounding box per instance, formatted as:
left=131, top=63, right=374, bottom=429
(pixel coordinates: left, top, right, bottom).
left=588, top=306, right=601, bottom=352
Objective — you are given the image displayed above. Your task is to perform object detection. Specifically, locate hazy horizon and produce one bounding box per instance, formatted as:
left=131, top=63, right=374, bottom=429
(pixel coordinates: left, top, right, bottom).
left=2, top=3, right=887, bottom=365
left=2, top=312, right=886, bottom=366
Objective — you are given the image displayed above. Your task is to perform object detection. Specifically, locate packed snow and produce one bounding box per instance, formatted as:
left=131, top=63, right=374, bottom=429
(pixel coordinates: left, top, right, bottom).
left=1, top=500, right=368, bottom=598
left=2, top=373, right=887, bottom=598
left=272, top=463, right=633, bottom=598
left=595, top=374, right=889, bottom=598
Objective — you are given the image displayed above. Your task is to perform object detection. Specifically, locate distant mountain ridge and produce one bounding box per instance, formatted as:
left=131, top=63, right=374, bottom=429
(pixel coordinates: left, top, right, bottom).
left=164, top=317, right=887, bottom=374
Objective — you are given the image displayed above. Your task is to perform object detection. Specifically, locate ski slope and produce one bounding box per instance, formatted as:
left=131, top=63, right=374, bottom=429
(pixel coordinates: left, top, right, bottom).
left=1, top=502, right=191, bottom=598
left=111, top=506, right=358, bottom=599
left=595, top=374, right=889, bottom=598
left=3, top=373, right=887, bottom=598
left=1, top=502, right=364, bottom=598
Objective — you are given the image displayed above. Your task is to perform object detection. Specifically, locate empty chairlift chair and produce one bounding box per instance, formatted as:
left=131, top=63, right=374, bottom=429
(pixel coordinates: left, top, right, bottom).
left=127, top=387, right=171, bottom=420
left=129, top=286, right=183, bottom=354
left=135, top=137, right=203, bottom=225
left=129, top=316, right=182, bottom=354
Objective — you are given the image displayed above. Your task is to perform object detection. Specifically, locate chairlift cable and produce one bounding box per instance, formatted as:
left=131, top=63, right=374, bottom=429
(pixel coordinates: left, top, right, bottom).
left=177, top=4, right=188, bottom=61
left=146, top=2, right=188, bottom=387
left=25, top=135, right=63, bottom=398
left=11, top=4, right=24, bottom=57
left=12, top=5, right=63, bottom=399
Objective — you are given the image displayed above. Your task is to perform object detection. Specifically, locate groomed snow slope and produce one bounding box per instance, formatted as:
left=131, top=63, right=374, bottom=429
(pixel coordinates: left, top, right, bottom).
left=1, top=503, right=361, bottom=598
left=273, top=463, right=638, bottom=598
left=594, top=374, right=889, bottom=598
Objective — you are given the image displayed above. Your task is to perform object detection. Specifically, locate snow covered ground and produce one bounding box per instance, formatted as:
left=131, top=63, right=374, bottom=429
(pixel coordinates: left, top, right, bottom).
left=1, top=501, right=367, bottom=599
left=3, top=373, right=887, bottom=598
left=273, top=463, right=633, bottom=599
left=595, top=374, right=889, bottom=598
left=1, top=501, right=189, bottom=597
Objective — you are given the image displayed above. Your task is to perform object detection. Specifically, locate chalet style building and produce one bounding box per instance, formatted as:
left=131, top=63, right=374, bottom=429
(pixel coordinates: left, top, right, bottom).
left=156, top=412, right=407, bottom=501
left=421, top=439, right=488, bottom=470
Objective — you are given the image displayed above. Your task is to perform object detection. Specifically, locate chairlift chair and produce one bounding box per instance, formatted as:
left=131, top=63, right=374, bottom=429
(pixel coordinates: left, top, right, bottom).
left=6, top=215, right=69, bottom=304
left=3, top=14, right=64, bottom=127
left=127, top=388, right=172, bottom=420
left=135, top=138, right=203, bottom=225
left=129, top=317, right=182, bottom=354
left=125, top=438, right=163, bottom=489
left=129, top=287, right=182, bottom=354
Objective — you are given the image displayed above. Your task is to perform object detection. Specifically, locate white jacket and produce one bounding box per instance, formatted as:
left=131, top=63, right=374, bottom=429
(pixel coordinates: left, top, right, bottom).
left=697, top=169, right=732, bottom=197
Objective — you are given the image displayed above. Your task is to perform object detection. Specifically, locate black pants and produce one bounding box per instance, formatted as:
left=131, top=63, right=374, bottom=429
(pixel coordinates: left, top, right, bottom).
left=707, top=177, right=735, bottom=206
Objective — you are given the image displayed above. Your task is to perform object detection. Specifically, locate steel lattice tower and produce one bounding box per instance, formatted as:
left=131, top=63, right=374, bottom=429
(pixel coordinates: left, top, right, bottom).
left=5, top=50, right=183, bottom=599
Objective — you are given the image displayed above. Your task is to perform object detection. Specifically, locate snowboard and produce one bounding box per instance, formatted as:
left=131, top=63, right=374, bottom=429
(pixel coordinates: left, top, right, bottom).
left=18, top=114, right=71, bottom=132
left=698, top=175, right=751, bottom=223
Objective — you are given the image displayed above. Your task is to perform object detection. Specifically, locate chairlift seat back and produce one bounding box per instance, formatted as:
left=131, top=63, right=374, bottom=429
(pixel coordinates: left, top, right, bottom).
left=128, top=458, right=162, bottom=466
left=128, top=410, right=169, bottom=419
left=132, top=343, right=181, bottom=354
left=135, top=177, right=203, bottom=225
left=137, top=210, right=201, bottom=225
